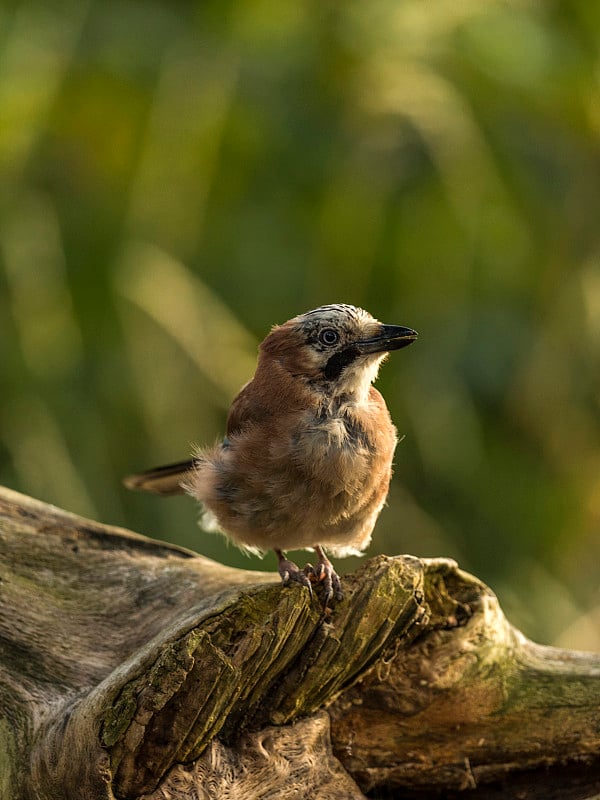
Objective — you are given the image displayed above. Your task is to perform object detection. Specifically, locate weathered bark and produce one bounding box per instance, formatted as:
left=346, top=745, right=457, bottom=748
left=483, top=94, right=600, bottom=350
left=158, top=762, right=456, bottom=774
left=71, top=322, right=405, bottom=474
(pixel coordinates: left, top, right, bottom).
left=0, top=485, right=599, bottom=800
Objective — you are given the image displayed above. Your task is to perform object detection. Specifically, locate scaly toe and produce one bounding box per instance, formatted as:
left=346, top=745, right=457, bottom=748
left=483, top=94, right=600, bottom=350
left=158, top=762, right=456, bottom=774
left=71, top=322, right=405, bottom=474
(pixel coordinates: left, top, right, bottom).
left=278, top=557, right=313, bottom=597
left=330, top=570, right=343, bottom=602
left=310, top=558, right=343, bottom=609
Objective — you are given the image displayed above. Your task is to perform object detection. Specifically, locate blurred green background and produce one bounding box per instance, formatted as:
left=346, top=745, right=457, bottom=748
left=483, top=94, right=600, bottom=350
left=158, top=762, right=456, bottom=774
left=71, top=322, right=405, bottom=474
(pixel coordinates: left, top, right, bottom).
left=1, top=0, right=599, bottom=649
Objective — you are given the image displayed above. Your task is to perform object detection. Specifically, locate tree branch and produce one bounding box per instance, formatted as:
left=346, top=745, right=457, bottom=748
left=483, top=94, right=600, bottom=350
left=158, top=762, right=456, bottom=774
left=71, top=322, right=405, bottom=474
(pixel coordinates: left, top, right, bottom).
left=1, top=486, right=599, bottom=800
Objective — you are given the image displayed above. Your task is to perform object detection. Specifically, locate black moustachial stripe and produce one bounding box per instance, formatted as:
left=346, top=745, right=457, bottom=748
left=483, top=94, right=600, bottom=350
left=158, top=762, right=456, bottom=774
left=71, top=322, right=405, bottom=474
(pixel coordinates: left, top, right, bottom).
left=323, top=346, right=360, bottom=381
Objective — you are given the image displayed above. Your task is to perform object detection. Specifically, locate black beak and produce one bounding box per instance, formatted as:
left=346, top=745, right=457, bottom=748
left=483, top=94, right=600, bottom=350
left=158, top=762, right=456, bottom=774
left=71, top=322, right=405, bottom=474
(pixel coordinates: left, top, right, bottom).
left=356, top=324, right=418, bottom=355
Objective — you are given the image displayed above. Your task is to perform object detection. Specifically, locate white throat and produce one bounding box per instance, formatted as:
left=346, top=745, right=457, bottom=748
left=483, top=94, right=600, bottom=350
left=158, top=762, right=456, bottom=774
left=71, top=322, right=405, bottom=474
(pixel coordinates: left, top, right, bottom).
left=333, top=355, right=385, bottom=404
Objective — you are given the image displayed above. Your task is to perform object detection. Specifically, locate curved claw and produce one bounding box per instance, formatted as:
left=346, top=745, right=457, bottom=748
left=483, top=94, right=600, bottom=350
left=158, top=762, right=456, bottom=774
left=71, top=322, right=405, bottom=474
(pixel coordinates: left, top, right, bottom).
left=310, top=547, right=343, bottom=609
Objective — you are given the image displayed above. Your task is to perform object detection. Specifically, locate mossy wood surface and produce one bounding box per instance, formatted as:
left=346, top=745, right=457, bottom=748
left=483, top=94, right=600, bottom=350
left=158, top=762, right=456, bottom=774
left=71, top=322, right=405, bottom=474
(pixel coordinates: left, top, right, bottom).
left=1, top=486, right=599, bottom=800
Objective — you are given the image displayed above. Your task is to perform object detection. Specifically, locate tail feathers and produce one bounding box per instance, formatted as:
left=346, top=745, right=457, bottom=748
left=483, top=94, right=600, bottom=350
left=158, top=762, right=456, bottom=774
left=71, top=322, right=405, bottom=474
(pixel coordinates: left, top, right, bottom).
left=123, top=459, right=195, bottom=496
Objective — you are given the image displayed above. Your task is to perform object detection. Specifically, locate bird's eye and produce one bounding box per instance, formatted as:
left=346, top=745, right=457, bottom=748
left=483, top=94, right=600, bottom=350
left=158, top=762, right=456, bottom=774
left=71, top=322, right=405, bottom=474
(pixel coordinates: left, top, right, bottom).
left=319, top=328, right=339, bottom=346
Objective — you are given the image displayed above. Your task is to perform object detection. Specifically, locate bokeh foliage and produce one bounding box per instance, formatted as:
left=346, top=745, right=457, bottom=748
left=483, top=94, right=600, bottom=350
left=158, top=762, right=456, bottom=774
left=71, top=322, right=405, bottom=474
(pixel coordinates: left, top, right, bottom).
left=1, top=0, right=600, bottom=647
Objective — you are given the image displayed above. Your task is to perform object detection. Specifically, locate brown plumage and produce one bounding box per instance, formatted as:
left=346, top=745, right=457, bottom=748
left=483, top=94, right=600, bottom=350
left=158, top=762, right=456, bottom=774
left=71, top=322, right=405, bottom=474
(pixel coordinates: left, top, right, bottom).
left=124, top=304, right=417, bottom=606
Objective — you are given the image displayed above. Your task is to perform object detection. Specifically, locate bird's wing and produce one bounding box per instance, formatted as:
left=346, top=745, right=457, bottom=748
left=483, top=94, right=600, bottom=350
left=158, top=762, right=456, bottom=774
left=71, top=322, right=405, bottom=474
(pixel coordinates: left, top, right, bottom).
left=123, top=459, right=194, bottom=495
left=125, top=380, right=263, bottom=495
left=225, top=379, right=264, bottom=438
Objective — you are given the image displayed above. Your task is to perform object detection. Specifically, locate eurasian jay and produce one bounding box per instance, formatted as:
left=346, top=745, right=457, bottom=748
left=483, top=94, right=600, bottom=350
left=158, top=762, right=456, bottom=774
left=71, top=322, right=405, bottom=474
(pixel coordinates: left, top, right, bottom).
left=125, top=304, right=417, bottom=606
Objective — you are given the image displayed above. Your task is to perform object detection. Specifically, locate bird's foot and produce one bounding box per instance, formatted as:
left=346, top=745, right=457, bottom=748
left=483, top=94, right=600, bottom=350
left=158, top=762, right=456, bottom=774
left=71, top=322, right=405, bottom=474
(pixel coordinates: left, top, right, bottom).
left=308, top=547, right=343, bottom=610
left=276, top=550, right=313, bottom=597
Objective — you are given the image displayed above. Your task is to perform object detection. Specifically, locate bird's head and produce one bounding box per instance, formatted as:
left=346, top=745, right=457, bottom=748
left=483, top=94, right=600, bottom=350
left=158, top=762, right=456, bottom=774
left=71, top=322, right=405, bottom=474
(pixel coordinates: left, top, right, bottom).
left=259, top=304, right=417, bottom=401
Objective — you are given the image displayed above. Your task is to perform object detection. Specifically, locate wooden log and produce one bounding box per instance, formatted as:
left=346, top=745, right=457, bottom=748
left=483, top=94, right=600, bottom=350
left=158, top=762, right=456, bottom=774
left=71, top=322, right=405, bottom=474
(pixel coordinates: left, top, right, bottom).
left=1, top=485, right=599, bottom=800
left=329, top=560, right=600, bottom=798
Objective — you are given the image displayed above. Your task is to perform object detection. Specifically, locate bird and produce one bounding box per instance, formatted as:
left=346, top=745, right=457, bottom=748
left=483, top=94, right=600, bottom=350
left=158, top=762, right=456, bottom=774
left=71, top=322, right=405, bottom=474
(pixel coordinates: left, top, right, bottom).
left=124, top=304, right=417, bottom=607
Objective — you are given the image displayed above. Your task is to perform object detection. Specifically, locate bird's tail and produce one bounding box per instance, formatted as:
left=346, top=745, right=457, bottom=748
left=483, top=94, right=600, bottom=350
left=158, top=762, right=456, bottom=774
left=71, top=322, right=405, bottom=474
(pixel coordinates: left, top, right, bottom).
left=123, top=459, right=195, bottom=496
